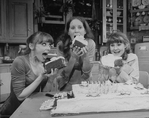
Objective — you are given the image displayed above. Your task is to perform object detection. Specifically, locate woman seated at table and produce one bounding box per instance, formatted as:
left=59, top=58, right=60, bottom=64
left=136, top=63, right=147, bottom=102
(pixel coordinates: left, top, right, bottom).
left=0, top=31, right=58, bottom=117
left=101, top=31, right=139, bottom=83
left=55, top=16, right=96, bottom=91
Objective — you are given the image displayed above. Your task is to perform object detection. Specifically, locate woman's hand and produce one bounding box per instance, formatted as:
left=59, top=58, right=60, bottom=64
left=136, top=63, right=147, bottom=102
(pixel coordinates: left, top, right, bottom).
left=109, top=68, right=117, bottom=76
left=80, top=46, right=88, bottom=60
left=46, top=68, right=59, bottom=82
left=39, top=68, right=58, bottom=82
left=70, top=46, right=82, bottom=59
left=120, top=64, right=134, bottom=75
left=109, top=67, right=117, bottom=82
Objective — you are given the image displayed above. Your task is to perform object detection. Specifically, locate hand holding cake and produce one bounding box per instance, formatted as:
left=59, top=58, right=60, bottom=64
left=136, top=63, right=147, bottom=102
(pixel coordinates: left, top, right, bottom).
left=72, top=35, right=88, bottom=48
left=44, top=56, right=66, bottom=74
left=72, top=35, right=89, bottom=58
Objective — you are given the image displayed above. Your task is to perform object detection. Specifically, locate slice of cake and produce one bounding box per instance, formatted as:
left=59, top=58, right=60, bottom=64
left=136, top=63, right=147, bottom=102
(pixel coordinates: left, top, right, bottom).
left=45, top=56, right=66, bottom=73
left=72, top=35, right=88, bottom=48
left=101, top=54, right=122, bottom=67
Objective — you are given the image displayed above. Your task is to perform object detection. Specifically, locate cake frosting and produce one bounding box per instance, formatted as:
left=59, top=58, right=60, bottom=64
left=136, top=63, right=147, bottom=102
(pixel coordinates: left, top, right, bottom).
left=72, top=35, right=88, bottom=48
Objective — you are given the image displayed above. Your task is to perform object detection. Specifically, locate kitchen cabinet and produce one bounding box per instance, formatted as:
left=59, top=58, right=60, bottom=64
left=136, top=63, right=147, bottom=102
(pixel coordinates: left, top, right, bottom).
left=0, top=64, right=11, bottom=73
left=0, top=73, right=11, bottom=103
left=0, top=0, right=6, bottom=42
left=128, top=0, right=149, bottom=31
left=0, top=64, right=11, bottom=103
left=102, top=0, right=127, bottom=43
left=8, top=0, right=34, bottom=43
left=0, top=0, right=33, bottom=43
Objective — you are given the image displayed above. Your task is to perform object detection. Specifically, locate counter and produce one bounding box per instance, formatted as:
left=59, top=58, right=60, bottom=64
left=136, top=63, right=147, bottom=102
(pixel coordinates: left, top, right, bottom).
left=0, top=63, right=12, bottom=73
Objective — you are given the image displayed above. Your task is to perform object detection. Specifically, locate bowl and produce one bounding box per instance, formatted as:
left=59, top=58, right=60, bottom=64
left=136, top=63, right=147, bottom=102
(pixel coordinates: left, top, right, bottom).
left=2, top=59, right=14, bottom=63
left=117, top=11, right=121, bottom=16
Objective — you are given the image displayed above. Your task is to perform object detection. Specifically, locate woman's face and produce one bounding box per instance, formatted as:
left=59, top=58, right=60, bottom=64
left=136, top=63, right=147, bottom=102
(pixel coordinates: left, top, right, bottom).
left=68, top=19, right=86, bottom=40
left=33, top=38, right=52, bottom=62
left=110, top=42, right=126, bottom=57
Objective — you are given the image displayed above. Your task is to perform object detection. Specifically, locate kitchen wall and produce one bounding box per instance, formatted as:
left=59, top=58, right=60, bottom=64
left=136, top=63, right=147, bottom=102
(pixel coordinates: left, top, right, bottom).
left=0, top=44, right=20, bottom=60
left=128, top=30, right=149, bottom=43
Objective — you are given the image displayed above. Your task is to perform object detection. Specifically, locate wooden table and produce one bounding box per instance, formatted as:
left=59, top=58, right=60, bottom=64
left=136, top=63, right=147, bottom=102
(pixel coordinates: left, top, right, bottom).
left=10, top=92, right=149, bottom=118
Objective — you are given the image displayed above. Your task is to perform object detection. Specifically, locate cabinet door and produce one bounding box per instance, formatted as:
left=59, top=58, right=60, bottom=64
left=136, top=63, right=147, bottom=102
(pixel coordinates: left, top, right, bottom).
left=102, top=0, right=127, bottom=43
left=8, top=0, right=33, bottom=43
left=0, top=0, right=6, bottom=41
left=0, top=73, right=11, bottom=102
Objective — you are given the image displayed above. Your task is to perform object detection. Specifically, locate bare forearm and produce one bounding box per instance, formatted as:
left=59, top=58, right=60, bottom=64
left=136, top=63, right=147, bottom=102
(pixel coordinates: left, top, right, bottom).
left=82, top=57, right=92, bottom=72
left=64, top=56, right=76, bottom=76
left=18, top=76, right=43, bottom=100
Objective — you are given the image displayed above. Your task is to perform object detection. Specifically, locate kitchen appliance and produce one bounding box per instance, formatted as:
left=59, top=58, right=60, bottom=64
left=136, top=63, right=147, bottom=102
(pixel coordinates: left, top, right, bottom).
left=135, top=42, right=149, bottom=73
left=143, top=36, right=149, bottom=42
left=18, top=45, right=26, bottom=55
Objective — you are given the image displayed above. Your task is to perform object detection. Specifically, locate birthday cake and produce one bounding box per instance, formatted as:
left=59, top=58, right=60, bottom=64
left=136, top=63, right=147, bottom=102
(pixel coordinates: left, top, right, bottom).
left=50, top=81, right=149, bottom=116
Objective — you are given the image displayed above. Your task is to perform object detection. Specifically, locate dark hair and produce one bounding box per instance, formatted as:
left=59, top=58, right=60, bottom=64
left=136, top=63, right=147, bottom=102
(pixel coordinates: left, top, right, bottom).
left=106, top=31, right=132, bottom=60
left=24, top=31, right=54, bottom=55
left=57, top=16, right=94, bottom=60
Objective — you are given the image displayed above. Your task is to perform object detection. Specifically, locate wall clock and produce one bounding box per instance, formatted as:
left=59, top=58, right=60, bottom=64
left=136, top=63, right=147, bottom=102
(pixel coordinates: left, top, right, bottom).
left=142, top=0, right=149, bottom=5
left=132, top=0, right=141, bottom=6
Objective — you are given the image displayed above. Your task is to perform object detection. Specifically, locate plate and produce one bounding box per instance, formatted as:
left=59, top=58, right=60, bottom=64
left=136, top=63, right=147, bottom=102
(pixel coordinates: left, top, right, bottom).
left=132, top=0, right=141, bottom=6
left=143, top=15, right=149, bottom=23
left=135, top=16, right=143, bottom=23
left=39, top=99, right=55, bottom=110
left=2, top=59, right=14, bottom=63
left=134, top=16, right=143, bottom=26
left=142, top=0, right=149, bottom=5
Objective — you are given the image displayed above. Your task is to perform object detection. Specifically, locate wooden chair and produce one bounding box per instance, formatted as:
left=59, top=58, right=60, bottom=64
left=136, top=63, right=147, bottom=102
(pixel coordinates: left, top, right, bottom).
left=90, top=61, right=100, bottom=81
left=99, top=46, right=108, bottom=60
left=139, top=71, right=149, bottom=88
left=90, top=61, right=109, bottom=82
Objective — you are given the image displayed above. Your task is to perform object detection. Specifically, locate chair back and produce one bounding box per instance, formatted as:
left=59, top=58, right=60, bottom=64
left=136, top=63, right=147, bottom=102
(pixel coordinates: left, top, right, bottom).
left=99, top=46, right=108, bottom=60
left=135, top=43, right=149, bottom=73
left=90, top=61, right=109, bottom=82
left=90, top=61, right=100, bottom=81
left=139, top=71, right=149, bottom=88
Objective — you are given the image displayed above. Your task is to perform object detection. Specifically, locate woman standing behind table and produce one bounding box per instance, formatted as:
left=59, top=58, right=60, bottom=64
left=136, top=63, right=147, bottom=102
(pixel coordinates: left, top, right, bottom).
left=56, top=16, right=96, bottom=91
left=101, top=31, right=139, bottom=83
left=0, top=32, right=58, bottom=117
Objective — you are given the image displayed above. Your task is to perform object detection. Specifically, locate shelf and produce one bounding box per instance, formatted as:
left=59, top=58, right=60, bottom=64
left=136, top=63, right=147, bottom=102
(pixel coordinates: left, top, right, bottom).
left=44, top=15, right=63, bottom=19
left=41, top=17, right=65, bottom=24
left=130, top=8, right=149, bottom=13
left=117, top=23, right=123, bottom=25
left=130, top=26, right=139, bottom=30
left=117, top=8, right=123, bottom=10
left=106, top=23, right=113, bottom=25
